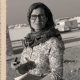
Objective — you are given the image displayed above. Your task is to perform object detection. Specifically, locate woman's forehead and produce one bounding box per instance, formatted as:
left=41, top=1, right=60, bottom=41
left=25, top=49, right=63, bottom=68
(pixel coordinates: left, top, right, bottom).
left=31, top=8, right=45, bottom=15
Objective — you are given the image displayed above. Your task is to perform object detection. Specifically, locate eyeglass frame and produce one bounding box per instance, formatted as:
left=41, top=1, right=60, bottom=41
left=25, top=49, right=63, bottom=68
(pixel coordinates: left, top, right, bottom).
left=30, top=14, right=47, bottom=21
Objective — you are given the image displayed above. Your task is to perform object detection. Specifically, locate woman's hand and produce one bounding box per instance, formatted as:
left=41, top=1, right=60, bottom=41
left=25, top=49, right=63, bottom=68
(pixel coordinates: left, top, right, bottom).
left=17, top=60, right=36, bottom=74
left=11, top=57, right=20, bottom=70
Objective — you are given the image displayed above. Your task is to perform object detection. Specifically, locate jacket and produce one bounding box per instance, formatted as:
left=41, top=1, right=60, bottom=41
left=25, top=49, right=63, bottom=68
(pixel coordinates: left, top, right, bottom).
left=18, top=37, right=64, bottom=80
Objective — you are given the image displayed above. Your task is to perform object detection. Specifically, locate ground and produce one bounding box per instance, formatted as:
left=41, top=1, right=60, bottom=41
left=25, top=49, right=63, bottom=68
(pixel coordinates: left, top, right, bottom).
left=63, top=45, right=80, bottom=80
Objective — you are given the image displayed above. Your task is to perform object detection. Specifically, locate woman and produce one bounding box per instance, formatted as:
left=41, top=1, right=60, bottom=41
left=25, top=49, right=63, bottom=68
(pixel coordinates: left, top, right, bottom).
left=11, top=2, right=65, bottom=80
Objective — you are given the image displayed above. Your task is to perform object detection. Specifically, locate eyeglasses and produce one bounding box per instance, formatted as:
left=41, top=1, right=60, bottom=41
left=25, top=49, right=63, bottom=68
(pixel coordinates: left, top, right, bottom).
left=30, top=14, right=46, bottom=20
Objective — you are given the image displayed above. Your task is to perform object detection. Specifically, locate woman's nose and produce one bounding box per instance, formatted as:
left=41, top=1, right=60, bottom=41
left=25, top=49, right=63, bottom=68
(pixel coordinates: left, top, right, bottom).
left=36, top=17, right=41, bottom=22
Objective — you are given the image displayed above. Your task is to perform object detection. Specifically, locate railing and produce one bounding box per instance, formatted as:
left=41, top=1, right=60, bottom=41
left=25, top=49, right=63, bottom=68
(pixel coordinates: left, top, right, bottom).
left=11, top=36, right=80, bottom=51
left=11, top=39, right=24, bottom=50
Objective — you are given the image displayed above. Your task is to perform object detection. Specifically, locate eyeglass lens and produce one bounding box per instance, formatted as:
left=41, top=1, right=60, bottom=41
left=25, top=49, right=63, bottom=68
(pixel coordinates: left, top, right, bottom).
left=31, top=14, right=46, bottom=20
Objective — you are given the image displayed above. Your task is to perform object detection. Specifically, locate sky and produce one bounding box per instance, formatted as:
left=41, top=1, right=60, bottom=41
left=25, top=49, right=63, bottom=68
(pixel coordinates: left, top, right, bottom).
left=7, top=0, right=80, bottom=26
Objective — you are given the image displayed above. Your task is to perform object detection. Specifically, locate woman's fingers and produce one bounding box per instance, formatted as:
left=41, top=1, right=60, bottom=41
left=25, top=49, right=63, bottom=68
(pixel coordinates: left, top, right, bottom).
left=11, top=62, right=20, bottom=70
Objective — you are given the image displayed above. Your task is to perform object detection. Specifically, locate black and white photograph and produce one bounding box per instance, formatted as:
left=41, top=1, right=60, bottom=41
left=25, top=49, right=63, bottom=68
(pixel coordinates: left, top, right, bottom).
left=7, top=0, right=80, bottom=80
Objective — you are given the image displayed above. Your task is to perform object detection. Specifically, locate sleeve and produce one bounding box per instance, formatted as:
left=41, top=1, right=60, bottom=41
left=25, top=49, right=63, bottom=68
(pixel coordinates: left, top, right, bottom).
left=49, top=38, right=64, bottom=80
left=20, top=47, right=32, bottom=64
left=20, top=48, right=29, bottom=64
left=17, top=47, right=36, bottom=74
left=15, top=48, right=30, bottom=74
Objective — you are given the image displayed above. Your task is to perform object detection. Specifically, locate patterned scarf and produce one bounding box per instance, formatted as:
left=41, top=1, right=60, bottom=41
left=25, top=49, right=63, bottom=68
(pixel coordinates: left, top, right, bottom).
left=23, top=27, right=64, bottom=49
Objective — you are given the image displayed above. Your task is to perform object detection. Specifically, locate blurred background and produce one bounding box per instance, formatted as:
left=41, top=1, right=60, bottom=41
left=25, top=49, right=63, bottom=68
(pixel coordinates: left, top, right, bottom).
left=7, top=0, right=80, bottom=25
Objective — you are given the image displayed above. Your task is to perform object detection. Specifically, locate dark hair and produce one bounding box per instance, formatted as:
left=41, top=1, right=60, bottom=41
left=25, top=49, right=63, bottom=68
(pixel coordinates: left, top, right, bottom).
left=27, top=2, right=55, bottom=30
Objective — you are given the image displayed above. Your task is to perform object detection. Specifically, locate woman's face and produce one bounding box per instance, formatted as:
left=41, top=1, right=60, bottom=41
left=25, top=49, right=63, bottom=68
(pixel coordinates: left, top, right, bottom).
left=30, top=8, right=47, bottom=32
